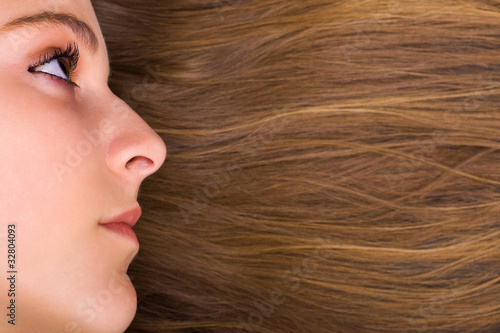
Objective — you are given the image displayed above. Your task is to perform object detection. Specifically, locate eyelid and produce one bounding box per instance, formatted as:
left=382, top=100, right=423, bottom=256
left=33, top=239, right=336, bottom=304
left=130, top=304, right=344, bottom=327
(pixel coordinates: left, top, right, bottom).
left=29, top=67, right=80, bottom=88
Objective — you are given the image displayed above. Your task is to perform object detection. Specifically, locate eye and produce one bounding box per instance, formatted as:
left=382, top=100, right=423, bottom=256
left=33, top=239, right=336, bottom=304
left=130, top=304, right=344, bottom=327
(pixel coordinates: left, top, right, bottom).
left=27, top=42, right=80, bottom=88
left=33, top=57, right=71, bottom=81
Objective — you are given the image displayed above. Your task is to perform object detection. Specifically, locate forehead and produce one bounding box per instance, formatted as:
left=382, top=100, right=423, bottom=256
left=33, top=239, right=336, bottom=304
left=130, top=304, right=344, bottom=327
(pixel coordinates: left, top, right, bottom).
left=0, top=0, right=103, bottom=41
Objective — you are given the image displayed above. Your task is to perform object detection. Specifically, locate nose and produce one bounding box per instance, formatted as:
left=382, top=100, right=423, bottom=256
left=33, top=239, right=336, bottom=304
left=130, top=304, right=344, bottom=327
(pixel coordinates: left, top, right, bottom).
left=102, top=93, right=167, bottom=184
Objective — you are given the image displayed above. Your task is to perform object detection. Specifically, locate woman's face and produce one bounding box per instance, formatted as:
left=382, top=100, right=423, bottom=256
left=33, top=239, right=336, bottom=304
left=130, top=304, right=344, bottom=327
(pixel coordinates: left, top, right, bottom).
left=0, top=1, right=166, bottom=332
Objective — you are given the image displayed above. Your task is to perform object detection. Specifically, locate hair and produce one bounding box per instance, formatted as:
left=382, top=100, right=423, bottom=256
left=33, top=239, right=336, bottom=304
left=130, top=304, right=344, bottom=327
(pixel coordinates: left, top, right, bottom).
left=92, top=0, right=500, bottom=332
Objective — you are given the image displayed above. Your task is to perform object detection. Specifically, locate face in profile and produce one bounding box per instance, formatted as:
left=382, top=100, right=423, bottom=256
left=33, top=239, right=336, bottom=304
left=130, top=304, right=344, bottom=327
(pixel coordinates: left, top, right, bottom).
left=0, top=0, right=167, bottom=332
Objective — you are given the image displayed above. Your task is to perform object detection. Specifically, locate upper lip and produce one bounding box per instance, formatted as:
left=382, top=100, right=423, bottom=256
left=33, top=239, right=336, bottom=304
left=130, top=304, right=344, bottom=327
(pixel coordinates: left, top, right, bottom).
left=98, top=205, right=142, bottom=228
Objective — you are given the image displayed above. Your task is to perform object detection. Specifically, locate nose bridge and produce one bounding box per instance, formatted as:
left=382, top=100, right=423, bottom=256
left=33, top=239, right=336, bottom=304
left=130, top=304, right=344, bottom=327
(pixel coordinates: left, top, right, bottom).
left=100, top=92, right=167, bottom=181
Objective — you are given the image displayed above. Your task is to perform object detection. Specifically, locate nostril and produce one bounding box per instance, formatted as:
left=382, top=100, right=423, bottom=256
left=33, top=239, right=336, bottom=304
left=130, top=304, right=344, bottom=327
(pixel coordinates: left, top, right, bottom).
left=125, top=156, right=154, bottom=171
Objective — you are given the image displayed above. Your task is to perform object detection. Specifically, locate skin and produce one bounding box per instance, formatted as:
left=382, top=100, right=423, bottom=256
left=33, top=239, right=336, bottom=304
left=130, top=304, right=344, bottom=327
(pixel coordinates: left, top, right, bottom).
left=0, top=1, right=167, bottom=332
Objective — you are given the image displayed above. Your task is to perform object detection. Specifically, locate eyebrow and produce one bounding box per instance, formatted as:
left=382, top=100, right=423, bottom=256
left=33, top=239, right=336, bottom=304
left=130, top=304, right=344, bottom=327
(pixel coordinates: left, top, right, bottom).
left=0, top=11, right=99, bottom=54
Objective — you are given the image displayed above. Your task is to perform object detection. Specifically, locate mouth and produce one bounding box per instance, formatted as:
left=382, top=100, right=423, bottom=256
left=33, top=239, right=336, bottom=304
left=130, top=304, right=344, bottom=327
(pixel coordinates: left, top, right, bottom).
left=98, top=205, right=142, bottom=247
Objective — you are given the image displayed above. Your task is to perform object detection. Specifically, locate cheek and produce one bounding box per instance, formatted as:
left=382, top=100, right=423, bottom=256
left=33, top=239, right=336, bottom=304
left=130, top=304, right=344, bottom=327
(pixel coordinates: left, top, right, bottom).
left=0, top=77, right=80, bottom=221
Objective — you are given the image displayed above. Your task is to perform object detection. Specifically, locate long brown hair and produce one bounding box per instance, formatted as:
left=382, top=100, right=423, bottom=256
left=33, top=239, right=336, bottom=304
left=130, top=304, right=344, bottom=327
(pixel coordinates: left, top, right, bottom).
left=93, top=0, right=500, bottom=332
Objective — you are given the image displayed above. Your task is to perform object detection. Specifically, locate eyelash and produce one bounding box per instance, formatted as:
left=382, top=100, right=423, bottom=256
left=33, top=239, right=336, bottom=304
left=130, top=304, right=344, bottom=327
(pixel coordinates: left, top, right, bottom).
left=27, top=41, right=80, bottom=87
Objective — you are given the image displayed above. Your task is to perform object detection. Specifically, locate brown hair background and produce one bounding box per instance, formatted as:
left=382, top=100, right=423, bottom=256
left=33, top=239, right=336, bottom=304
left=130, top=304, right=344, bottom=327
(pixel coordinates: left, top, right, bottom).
left=93, top=1, right=500, bottom=332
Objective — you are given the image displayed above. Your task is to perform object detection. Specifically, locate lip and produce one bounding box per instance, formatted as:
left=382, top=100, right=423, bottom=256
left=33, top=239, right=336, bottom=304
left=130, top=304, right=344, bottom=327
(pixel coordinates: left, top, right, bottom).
left=99, top=205, right=142, bottom=227
left=98, top=205, right=142, bottom=246
left=100, top=223, right=139, bottom=246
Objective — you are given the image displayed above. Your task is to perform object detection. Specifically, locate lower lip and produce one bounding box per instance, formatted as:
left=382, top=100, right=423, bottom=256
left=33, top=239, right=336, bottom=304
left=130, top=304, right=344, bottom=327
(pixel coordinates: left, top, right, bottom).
left=99, top=223, right=139, bottom=246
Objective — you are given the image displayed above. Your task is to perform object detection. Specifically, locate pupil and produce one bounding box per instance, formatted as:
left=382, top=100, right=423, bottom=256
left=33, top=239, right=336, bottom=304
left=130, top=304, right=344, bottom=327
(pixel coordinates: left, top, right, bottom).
left=58, top=60, right=68, bottom=76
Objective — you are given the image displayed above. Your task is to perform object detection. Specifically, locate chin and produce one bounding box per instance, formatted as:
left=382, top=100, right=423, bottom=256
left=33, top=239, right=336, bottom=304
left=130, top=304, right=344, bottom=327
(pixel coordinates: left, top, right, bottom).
left=105, top=280, right=137, bottom=333
left=79, top=274, right=138, bottom=333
